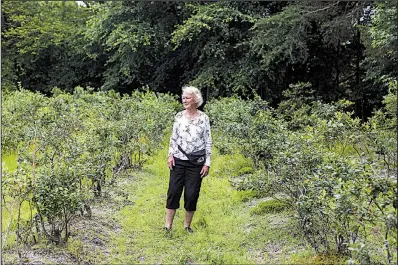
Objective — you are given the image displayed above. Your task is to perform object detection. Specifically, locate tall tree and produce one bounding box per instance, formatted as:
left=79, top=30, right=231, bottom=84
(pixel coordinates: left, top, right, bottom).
left=251, top=2, right=366, bottom=102
left=171, top=2, right=266, bottom=99
left=360, top=1, right=397, bottom=115
left=84, top=1, right=185, bottom=93
left=84, top=2, right=284, bottom=98
left=2, top=1, right=94, bottom=93
left=2, top=1, right=392, bottom=118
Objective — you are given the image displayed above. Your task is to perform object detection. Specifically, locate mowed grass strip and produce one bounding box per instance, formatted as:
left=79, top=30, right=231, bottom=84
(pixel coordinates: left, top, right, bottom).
left=105, top=146, right=255, bottom=264
left=104, top=145, right=319, bottom=264
left=2, top=147, right=318, bottom=264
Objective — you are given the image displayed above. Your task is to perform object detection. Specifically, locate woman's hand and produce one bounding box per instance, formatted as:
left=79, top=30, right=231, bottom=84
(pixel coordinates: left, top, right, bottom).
left=200, top=165, right=209, bottom=178
left=168, top=156, right=175, bottom=170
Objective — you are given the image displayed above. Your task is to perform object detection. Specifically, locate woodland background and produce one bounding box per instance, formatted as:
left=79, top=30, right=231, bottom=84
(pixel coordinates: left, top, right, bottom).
left=2, top=1, right=397, bottom=119
left=1, top=1, right=397, bottom=264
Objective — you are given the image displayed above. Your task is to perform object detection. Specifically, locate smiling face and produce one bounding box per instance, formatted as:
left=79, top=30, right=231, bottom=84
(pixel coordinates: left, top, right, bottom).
left=182, top=93, right=197, bottom=110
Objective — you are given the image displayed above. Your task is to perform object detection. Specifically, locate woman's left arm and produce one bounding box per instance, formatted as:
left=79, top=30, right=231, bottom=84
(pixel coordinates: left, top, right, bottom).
left=203, top=115, right=212, bottom=168
left=200, top=115, right=212, bottom=178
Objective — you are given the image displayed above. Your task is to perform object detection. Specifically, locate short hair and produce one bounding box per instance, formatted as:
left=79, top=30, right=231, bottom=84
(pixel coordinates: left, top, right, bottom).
left=182, top=86, right=203, bottom=108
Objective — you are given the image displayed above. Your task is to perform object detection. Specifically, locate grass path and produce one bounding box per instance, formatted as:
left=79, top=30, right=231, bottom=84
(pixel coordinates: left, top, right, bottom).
left=100, top=147, right=313, bottom=264
left=2, top=147, right=319, bottom=264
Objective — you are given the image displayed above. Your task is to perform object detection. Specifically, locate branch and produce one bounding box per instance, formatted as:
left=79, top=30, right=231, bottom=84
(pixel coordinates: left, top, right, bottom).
left=338, top=73, right=357, bottom=85
left=36, top=209, right=52, bottom=241
left=304, top=2, right=340, bottom=16
left=82, top=1, right=90, bottom=8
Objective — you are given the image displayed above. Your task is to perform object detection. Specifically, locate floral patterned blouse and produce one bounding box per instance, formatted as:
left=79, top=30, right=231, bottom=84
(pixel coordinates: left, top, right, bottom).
left=168, top=110, right=212, bottom=166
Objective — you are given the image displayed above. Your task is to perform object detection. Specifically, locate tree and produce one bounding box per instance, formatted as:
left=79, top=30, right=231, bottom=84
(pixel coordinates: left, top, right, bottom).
left=1, top=1, right=95, bottom=93
left=171, top=2, right=267, bottom=99
left=359, top=1, right=398, bottom=116
left=84, top=1, right=184, bottom=93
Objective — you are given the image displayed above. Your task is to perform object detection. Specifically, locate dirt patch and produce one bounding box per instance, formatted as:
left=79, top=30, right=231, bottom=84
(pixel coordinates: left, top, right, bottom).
left=2, top=182, right=127, bottom=265
left=2, top=247, right=81, bottom=265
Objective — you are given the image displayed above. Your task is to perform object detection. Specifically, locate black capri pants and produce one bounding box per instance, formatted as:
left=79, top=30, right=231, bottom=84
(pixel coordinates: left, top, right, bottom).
left=166, top=157, right=203, bottom=211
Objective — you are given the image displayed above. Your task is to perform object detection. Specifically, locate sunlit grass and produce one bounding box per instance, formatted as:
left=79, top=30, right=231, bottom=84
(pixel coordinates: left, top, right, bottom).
left=2, top=152, right=17, bottom=172
left=101, top=145, right=316, bottom=264
left=2, top=145, right=322, bottom=264
left=289, top=251, right=348, bottom=265
left=103, top=145, right=254, bottom=264
left=2, top=152, right=36, bottom=249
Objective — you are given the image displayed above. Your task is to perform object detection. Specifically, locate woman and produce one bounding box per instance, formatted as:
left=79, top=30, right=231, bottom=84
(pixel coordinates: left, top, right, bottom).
left=165, top=86, right=212, bottom=233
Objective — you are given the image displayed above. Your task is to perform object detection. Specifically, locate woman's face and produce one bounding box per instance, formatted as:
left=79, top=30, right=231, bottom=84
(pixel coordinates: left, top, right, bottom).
left=182, top=93, right=196, bottom=110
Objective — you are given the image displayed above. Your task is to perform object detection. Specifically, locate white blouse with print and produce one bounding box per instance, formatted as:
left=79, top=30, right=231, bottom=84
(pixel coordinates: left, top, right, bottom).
left=168, top=110, right=212, bottom=166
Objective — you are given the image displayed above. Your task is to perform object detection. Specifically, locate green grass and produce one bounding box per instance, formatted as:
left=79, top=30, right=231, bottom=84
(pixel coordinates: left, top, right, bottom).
left=97, top=146, right=316, bottom=264
left=2, top=152, right=34, bottom=249
left=250, top=199, right=290, bottom=215
left=289, top=251, right=348, bottom=264
left=2, top=146, right=320, bottom=264
left=104, top=147, right=254, bottom=264
left=2, top=151, right=17, bottom=172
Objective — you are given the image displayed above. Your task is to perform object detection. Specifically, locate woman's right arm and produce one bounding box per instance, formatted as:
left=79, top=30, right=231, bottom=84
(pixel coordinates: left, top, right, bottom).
left=168, top=118, right=178, bottom=169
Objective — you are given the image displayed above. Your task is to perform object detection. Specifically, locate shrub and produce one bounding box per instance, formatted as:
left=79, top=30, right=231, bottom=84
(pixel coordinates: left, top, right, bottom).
left=250, top=200, right=289, bottom=215
left=1, top=87, right=180, bottom=247
left=206, top=89, right=397, bottom=263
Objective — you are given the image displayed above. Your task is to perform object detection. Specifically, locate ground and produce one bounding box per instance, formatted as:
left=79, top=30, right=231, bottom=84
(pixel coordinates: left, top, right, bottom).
left=2, top=148, right=339, bottom=264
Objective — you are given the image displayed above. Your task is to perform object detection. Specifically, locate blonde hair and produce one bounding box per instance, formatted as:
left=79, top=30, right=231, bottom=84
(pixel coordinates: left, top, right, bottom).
left=182, top=86, right=203, bottom=107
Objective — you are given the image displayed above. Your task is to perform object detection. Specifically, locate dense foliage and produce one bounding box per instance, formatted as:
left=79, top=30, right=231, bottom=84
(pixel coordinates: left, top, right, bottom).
left=2, top=78, right=396, bottom=263
left=207, top=79, right=397, bottom=264
left=1, top=1, right=396, bottom=264
left=2, top=88, right=178, bottom=246
left=2, top=1, right=396, bottom=118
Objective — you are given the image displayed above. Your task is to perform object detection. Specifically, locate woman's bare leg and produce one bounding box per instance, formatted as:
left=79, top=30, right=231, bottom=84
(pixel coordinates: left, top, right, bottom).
left=165, top=208, right=176, bottom=229
left=184, top=211, right=194, bottom=228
